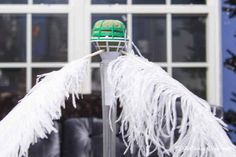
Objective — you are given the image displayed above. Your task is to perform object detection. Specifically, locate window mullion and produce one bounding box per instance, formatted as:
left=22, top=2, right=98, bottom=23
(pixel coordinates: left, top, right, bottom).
left=28, top=0, right=33, bottom=5
left=127, top=13, right=132, bottom=50
left=127, top=0, right=132, bottom=5
left=26, top=13, right=32, bottom=91
left=167, top=13, right=172, bottom=76
left=166, top=0, right=171, bottom=5
left=206, top=0, right=221, bottom=106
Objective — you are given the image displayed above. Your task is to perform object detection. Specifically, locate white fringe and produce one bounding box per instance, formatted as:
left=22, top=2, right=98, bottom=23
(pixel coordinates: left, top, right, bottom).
left=0, top=58, right=89, bottom=157
left=107, top=54, right=236, bottom=157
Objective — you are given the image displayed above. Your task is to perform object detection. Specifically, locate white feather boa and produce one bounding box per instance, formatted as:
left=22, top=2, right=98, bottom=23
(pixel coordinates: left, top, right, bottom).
left=0, top=58, right=89, bottom=157
left=107, top=54, right=236, bottom=157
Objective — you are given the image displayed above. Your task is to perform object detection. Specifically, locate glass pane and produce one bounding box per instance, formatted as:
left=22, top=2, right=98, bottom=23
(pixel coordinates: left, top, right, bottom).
left=133, top=15, right=166, bottom=62
left=172, top=15, right=206, bottom=62
left=92, top=68, right=101, bottom=92
left=0, top=0, right=27, bottom=4
left=32, top=14, right=68, bottom=62
left=173, top=68, right=206, bottom=99
left=172, top=0, right=205, bottom=4
left=92, top=0, right=126, bottom=4
left=0, top=68, right=26, bottom=93
left=91, top=14, right=127, bottom=62
left=0, top=68, right=26, bottom=119
left=0, top=14, right=26, bottom=62
left=133, top=0, right=165, bottom=4
left=32, top=68, right=59, bottom=86
left=34, top=0, right=68, bottom=4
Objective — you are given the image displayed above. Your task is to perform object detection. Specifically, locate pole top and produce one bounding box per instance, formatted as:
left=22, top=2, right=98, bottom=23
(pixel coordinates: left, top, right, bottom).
left=91, top=20, right=127, bottom=41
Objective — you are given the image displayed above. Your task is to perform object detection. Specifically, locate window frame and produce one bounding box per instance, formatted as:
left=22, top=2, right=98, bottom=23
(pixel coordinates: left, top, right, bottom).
left=88, top=0, right=222, bottom=106
left=0, top=0, right=222, bottom=106
left=0, top=0, right=90, bottom=92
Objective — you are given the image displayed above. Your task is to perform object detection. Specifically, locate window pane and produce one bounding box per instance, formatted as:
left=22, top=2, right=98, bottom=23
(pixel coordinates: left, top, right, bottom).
left=172, top=15, right=206, bottom=62
left=92, top=68, right=101, bottom=92
left=173, top=68, right=206, bottom=99
left=0, top=68, right=26, bottom=119
left=92, top=0, right=126, bottom=4
left=133, top=0, right=165, bottom=4
left=91, top=14, right=127, bottom=62
left=133, top=15, right=166, bottom=62
left=32, top=14, right=68, bottom=62
left=0, top=15, right=26, bottom=62
left=172, top=0, right=205, bottom=4
left=34, top=0, right=68, bottom=4
left=32, top=68, right=59, bottom=86
left=0, top=0, right=27, bottom=4
left=0, top=68, right=26, bottom=93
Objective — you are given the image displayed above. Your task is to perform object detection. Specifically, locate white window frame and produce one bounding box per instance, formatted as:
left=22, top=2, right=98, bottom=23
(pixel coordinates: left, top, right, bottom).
left=0, top=0, right=92, bottom=92
left=87, top=0, right=222, bottom=106
left=0, top=0, right=222, bottom=106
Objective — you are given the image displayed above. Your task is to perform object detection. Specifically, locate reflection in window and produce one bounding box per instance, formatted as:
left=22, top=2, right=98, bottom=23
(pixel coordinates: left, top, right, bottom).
left=92, top=68, right=101, bottom=92
left=173, top=68, right=206, bottom=99
left=34, top=0, right=68, bottom=4
left=172, top=0, right=205, bottom=4
left=133, top=0, right=165, bottom=4
left=0, top=68, right=26, bottom=93
left=92, top=0, right=126, bottom=4
left=172, top=15, right=206, bottom=62
left=32, top=68, right=59, bottom=86
left=133, top=15, right=166, bottom=62
left=91, top=14, right=127, bottom=62
left=32, top=14, right=68, bottom=62
left=0, top=0, right=27, bottom=4
left=0, top=68, right=26, bottom=119
left=0, top=15, right=26, bottom=62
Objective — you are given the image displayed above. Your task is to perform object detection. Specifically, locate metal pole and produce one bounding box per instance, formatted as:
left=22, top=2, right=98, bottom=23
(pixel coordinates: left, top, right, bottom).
left=100, top=51, right=120, bottom=157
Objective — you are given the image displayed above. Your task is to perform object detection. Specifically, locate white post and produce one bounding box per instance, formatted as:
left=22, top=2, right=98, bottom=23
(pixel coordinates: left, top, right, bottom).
left=100, top=51, right=120, bottom=157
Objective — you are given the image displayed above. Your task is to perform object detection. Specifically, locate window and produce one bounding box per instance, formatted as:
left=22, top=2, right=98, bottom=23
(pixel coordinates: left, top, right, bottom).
left=133, top=15, right=167, bottom=62
left=32, top=14, right=68, bottom=62
left=0, top=0, right=221, bottom=110
left=90, top=0, right=221, bottom=106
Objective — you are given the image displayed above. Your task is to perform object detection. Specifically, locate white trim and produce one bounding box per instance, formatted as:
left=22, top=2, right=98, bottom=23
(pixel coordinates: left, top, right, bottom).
left=89, top=5, right=210, bottom=14
left=30, top=64, right=64, bottom=68
left=206, top=0, right=221, bottom=106
left=0, top=5, right=70, bottom=13
left=68, top=0, right=74, bottom=62
left=84, top=0, right=93, bottom=94
left=216, top=0, right=222, bottom=106
left=127, top=13, right=132, bottom=49
left=91, top=63, right=100, bottom=68
left=79, top=0, right=92, bottom=93
left=127, top=0, right=132, bottom=5
left=171, top=63, right=209, bottom=67
left=28, top=0, right=33, bottom=5
left=0, top=63, right=27, bottom=68
left=26, top=13, right=32, bottom=92
left=167, top=13, right=172, bottom=75
left=0, top=63, right=65, bottom=68
left=0, top=62, right=209, bottom=68
left=166, top=0, right=171, bottom=5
